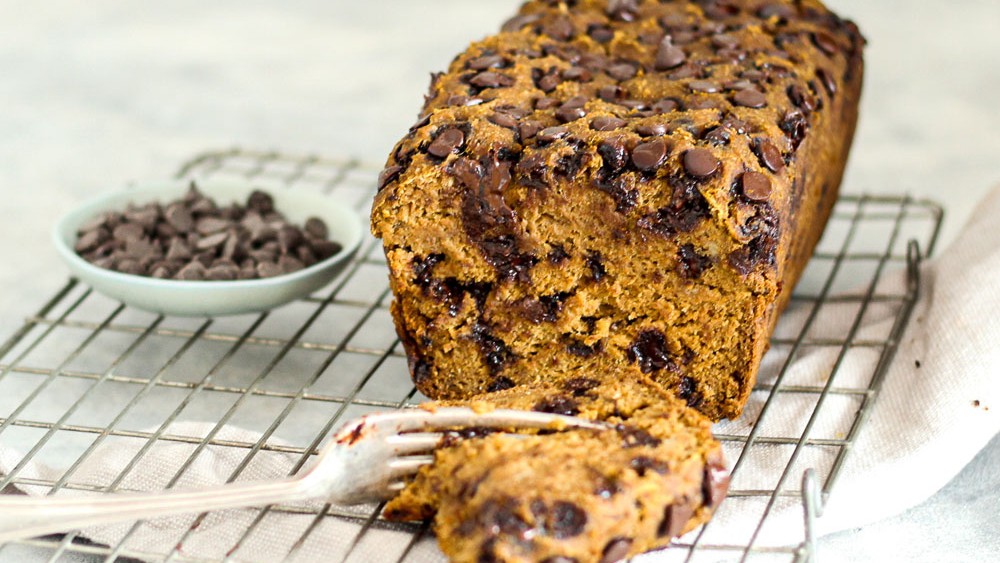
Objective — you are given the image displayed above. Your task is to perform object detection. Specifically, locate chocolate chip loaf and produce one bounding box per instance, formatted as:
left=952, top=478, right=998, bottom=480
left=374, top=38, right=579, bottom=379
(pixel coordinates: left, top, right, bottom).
left=384, top=373, right=728, bottom=563
left=371, top=0, right=864, bottom=421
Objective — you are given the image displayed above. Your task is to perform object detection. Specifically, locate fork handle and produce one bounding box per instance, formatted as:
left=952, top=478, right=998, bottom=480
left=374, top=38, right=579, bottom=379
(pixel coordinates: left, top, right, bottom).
left=0, top=478, right=311, bottom=544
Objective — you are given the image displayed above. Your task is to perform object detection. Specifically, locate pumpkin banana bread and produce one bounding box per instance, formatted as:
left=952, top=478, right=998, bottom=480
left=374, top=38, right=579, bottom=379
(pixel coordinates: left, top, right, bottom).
left=371, top=0, right=864, bottom=421
left=384, top=373, right=729, bottom=563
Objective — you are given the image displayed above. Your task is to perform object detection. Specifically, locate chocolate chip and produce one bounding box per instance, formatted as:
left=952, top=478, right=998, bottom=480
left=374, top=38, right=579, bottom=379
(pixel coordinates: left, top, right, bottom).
left=378, top=165, right=403, bottom=191
left=607, top=0, right=639, bottom=21
left=74, top=229, right=108, bottom=253
left=541, top=558, right=579, bottom=563
left=606, top=62, right=638, bottom=81
left=631, top=138, right=668, bottom=171
left=817, top=67, right=837, bottom=97
left=588, top=24, right=614, bottom=43
left=489, top=111, right=519, bottom=129
left=304, top=217, right=328, bottom=240
left=468, top=54, right=505, bottom=71
left=688, top=79, right=721, bottom=93
left=651, top=98, right=680, bottom=113
left=597, top=85, right=624, bottom=101
left=591, top=116, right=627, bottom=131
left=733, top=88, right=768, bottom=108
left=533, top=394, right=579, bottom=416
left=702, top=461, right=730, bottom=509
left=177, top=261, right=206, bottom=281
left=556, top=105, right=587, bottom=123
left=812, top=31, right=840, bottom=56
left=627, top=329, right=674, bottom=373
left=655, top=36, right=687, bottom=70
left=600, top=538, right=633, bottom=563
left=753, top=138, right=785, bottom=172
left=247, top=190, right=274, bottom=213
left=472, top=324, right=514, bottom=376
left=165, top=204, right=194, bottom=232
left=741, top=171, right=773, bottom=202
left=544, top=17, right=574, bottom=41
left=788, top=84, right=817, bottom=113
left=519, top=120, right=543, bottom=141
left=780, top=109, right=809, bottom=150
left=196, top=217, right=231, bottom=235
left=683, top=148, right=721, bottom=178
left=536, top=96, right=561, bottom=110
left=658, top=499, right=695, bottom=538
left=195, top=231, right=229, bottom=251
left=636, top=123, right=668, bottom=137
left=537, top=126, right=569, bottom=143
left=562, top=66, right=592, bottom=82
left=679, top=376, right=702, bottom=407
left=501, top=13, right=541, bottom=33
left=427, top=127, right=466, bottom=158
left=469, top=71, right=514, bottom=89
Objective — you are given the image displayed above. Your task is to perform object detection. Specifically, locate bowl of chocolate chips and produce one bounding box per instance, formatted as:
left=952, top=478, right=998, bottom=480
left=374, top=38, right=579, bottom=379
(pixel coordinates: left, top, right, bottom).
left=53, top=180, right=363, bottom=316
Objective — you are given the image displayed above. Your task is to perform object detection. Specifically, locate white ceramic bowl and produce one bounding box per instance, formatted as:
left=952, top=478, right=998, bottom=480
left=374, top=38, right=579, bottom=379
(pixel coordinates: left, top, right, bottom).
left=53, top=180, right=363, bottom=317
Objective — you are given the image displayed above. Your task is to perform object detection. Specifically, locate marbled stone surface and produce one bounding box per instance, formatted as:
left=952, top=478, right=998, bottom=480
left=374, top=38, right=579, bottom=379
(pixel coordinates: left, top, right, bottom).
left=0, top=1, right=997, bottom=561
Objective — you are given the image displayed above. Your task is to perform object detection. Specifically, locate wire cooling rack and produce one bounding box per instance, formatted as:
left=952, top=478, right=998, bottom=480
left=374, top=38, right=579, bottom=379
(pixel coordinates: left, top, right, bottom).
left=0, top=149, right=943, bottom=563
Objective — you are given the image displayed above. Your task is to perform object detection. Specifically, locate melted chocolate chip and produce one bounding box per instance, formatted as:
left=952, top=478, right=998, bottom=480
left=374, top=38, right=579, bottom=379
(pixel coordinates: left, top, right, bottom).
left=427, top=127, right=466, bottom=158
left=448, top=156, right=484, bottom=189
left=600, top=537, right=633, bottom=563
left=481, top=498, right=531, bottom=538
left=487, top=376, right=516, bottom=392
left=780, top=109, right=809, bottom=150
left=471, top=324, right=514, bottom=376
left=563, top=377, right=600, bottom=396
left=586, top=251, right=606, bottom=282
left=533, top=394, right=580, bottom=416
left=562, top=66, right=592, bottom=82
left=677, top=243, right=713, bottom=279
left=741, top=171, right=773, bottom=201
left=549, top=501, right=588, bottom=538
left=630, top=456, right=671, bottom=476
left=548, top=244, right=569, bottom=263
left=655, top=36, right=687, bottom=70
left=678, top=376, right=702, bottom=407
left=594, top=475, right=622, bottom=499
left=627, top=329, right=674, bottom=373
left=616, top=424, right=662, bottom=448
left=683, top=148, right=721, bottom=178
left=733, top=88, right=768, bottom=108
left=701, top=126, right=730, bottom=146
left=753, top=138, right=785, bottom=172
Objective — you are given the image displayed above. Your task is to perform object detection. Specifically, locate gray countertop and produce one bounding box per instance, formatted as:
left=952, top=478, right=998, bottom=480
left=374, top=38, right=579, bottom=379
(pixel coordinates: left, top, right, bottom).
left=1, top=1, right=998, bottom=561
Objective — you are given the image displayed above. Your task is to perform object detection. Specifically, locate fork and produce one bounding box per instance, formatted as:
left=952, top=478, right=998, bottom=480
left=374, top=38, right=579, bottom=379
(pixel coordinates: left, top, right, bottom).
left=0, top=408, right=606, bottom=543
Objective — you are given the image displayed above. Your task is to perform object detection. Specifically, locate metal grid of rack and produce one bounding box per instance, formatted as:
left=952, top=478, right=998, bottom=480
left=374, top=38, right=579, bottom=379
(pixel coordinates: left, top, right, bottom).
left=0, top=149, right=942, bottom=562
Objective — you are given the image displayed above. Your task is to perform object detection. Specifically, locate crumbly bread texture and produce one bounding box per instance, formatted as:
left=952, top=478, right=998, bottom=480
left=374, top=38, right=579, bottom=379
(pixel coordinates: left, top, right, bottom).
left=371, top=0, right=864, bottom=422
left=384, top=374, right=728, bottom=563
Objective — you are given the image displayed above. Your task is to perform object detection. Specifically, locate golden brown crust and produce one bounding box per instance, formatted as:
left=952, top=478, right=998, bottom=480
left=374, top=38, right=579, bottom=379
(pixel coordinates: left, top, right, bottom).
left=372, top=0, right=863, bottom=421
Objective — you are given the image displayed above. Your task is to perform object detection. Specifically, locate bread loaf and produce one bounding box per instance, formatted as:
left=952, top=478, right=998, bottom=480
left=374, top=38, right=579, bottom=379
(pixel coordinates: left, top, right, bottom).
left=371, top=0, right=864, bottom=421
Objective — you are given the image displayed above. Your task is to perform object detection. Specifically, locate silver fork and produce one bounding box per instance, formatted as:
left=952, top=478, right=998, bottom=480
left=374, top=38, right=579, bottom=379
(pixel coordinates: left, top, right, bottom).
left=0, top=408, right=605, bottom=544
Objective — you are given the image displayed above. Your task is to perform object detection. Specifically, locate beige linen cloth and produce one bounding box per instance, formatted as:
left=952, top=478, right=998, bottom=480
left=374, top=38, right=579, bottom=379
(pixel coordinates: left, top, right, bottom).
left=2, top=186, right=999, bottom=562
